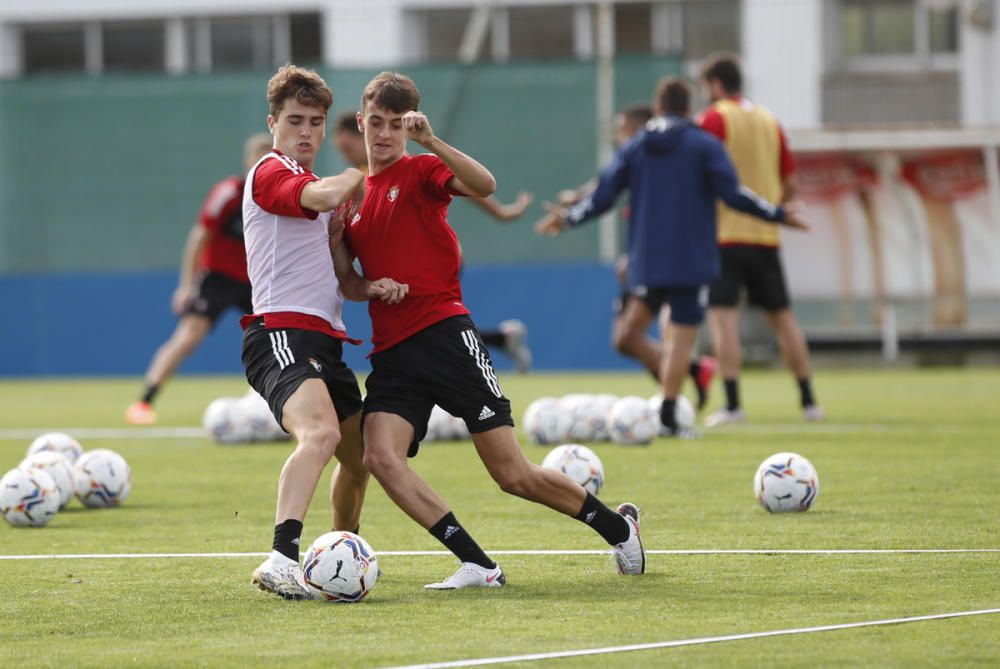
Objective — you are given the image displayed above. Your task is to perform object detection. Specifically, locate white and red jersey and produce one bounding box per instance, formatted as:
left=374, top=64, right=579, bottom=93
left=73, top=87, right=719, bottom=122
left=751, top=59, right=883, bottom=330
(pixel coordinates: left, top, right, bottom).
left=240, top=150, right=352, bottom=341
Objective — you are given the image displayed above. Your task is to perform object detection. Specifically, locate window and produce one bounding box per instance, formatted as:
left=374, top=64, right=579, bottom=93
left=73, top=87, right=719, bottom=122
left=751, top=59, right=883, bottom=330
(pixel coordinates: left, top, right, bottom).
left=615, top=3, right=652, bottom=54
left=210, top=16, right=271, bottom=69
left=422, top=8, right=475, bottom=62
left=23, top=25, right=86, bottom=74
left=929, top=6, right=959, bottom=53
left=838, top=0, right=958, bottom=66
left=680, top=0, right=740, bottom=59
left=509, top=6, right=574, bottom=60
left=290, top=13, right=322, bottom=65
left=104, top=21, right=165, bottom=72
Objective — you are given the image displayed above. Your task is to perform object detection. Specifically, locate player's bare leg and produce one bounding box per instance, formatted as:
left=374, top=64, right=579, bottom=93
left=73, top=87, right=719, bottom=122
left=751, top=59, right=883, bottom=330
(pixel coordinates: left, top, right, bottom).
left=706, top=307, right=746, bottom=427
left=328, top=411, right=369, bottom=532
left=657, top=322, right=698, bottom=438
left=766, top=308, right=822, bottom=420
left=126, top=314, right=212, bottom=424
left=612, top=298, right=660, bottom=377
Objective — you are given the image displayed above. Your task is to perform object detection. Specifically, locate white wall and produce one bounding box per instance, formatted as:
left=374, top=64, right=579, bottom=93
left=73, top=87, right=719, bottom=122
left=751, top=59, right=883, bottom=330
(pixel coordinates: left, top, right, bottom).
left=960, top=0, right=1000, bottom=126
left=741, top=0, right=824, bottom=130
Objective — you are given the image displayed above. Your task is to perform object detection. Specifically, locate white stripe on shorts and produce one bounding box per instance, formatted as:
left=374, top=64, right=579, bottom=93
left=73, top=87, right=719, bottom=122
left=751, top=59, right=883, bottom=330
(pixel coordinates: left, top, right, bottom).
left=461, top=329, right=503, bottom=398
left=268, top=331, right=295, bottom=370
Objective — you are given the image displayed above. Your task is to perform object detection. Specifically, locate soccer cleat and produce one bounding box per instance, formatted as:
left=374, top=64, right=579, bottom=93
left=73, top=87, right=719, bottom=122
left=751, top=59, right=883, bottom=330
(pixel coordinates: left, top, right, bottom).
left=612, top=503, right=645, bottom=575
left=704, top=408, right=747, bottom=428
left=424, top=561, right=506, bottom=590
left=803, top=404, right=825, bottom=422
left=499, top=319, right=532, bottom=373
left=125, top=401, right=157, bottom=425
left=251, top=550, right=314, bottom=601
left=694, top=356, right=717, bottom=411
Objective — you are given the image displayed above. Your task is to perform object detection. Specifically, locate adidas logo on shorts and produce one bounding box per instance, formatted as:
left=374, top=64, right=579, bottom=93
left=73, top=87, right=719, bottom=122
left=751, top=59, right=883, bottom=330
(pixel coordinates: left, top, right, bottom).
left=478, top=405, right=496, bottom=421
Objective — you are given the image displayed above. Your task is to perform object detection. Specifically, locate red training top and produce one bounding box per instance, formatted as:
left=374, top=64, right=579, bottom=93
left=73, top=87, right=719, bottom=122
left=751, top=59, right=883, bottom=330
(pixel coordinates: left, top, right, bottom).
left=198, top=176, right=250, bottom=282
left=343, top=153, right=468, bottom=353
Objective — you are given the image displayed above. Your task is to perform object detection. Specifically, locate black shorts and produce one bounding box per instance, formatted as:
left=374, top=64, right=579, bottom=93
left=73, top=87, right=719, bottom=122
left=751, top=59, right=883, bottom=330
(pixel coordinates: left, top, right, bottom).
left=364, top=315, right=514, bottom=456
left=241, top=319, right=363, bottom=430
left=613, top=290, right=658, bottom=317
left=184, top=271, right=253, bottom=324
left=708, top=246, right=791, bottom=312
left=615, top=287, right=707, bottom=325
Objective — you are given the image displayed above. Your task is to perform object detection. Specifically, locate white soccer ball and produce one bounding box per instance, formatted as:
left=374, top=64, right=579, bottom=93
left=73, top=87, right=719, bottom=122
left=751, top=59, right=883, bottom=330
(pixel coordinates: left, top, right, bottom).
left=73, top=449, right=132, bottom=508
left=589, top=394, right=618, bottom=441
left=522, top=397, right=573, bottom=445
left=1, top=467, right=60, bottom=527
left=560, top=394, right=600, bottom=442
left=20, top=451, right=75, bottom=509
left=424, top=405, right=450, bottom=442
left=754, top=452, right=820, bottom=513
left=27, top=432, right=84, bottom=465
left=541, top=444, right=605, bottom=496
left=239, top=390, right=287, bottom=442
left=202, top=397, right=254, bottom=444
left=649, top=393, right=696, bottom=435
left=302, top=530, right=379, bottom=603
left=448, top=414, right=471, bottom=441
left=608, top=396, right=659, bottom=445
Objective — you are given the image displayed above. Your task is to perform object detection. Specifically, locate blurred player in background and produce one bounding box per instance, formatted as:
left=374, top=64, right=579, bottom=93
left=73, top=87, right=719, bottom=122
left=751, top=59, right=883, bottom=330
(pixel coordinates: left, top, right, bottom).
left=125, top=134, right=272, bottom=425
left=698, top=53, right=822, bottom=425
left=537, top=78, right=807, bottom=438
left=333, top=110, right=534, bottom=372
left=555, top=104, right=715, bottom=409
left=241, top=65, right=408, bottom=600
left=343, top=72, right=646, bottom=589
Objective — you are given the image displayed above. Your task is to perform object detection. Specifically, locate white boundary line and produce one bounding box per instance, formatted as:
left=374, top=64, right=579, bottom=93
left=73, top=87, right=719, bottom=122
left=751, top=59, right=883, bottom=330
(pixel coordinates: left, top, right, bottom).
left=1, top=548, right=998, bottom=560
left=0, top=427, right=207, bottom=440
left=379, top=608, right=1000, bottom=669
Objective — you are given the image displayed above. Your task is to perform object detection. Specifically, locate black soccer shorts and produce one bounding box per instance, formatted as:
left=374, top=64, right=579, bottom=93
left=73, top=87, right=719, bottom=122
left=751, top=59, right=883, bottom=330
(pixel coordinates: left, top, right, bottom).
left=241, top=318, right=363, bottom=431
left=363, top=314, right=514, bottom=456
left=184, top=271, right=253, bottom=324
left=708, top=245, right=792, bottom=312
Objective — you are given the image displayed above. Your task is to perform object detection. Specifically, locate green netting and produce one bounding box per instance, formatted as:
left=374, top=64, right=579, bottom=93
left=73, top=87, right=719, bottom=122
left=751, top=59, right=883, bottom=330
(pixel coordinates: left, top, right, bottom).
left=0, top=55, right=680, bottom=272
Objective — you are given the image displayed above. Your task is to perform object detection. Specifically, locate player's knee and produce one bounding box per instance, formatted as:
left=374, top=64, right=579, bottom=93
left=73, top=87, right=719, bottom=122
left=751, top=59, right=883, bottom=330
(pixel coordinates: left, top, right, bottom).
left=299, top=423, right=341, bottom=461
left=612, top=326, right=641, bottom=356
left=493, top=467, right=531, bottom=498
left=361, top=445, right=400, bottom=479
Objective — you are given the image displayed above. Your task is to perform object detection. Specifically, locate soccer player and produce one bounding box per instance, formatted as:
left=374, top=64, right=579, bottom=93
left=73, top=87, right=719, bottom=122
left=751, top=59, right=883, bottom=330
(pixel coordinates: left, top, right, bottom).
left=698, top=53, right=823, bottom=425
left=536, top=78, right=807, bottom=438
left=333, top=109, right=535, bottom=373
left=554, top=105, right=716, bottom=408
left=125, top=134, right=273, bottom=425
left=342, top=71, right=646, bottom=589
left=241, top=65, right=408, bottom=600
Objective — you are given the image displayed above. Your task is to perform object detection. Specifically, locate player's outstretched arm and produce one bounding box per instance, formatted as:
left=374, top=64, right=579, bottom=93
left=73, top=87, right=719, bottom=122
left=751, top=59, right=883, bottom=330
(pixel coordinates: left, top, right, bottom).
left=705, top=142, right=807, bottom=230
left=301, top=168, right=365, bottom=213
left=472, top=192, right=534, bottom=222
left=172, top=224, right=210, bottom=314
left=402, top=111, right=496, bottom=197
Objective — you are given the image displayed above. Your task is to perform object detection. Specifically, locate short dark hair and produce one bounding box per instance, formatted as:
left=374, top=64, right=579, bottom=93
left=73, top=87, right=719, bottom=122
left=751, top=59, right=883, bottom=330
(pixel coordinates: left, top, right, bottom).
left=700, top=52, right=742, bottom=94
left=654, top=77, right=691, bottom=116
left=620, top=104, right=653, bottom=126
left=361, top=71, right=421, bottom=114
left=335, top=110, right=361, bottom=135
left=266, top=64, right=333, bottom=118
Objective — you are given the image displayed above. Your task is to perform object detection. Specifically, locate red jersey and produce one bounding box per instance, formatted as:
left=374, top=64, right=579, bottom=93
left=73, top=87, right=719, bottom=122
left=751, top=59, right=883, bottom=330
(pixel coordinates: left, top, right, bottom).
left=343, top=154, right=468, bottom=353
left=198, top=176, right=249, bottom=283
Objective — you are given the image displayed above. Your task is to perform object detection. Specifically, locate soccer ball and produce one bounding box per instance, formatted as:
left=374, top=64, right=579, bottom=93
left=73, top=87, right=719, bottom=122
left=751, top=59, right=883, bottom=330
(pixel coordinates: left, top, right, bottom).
left=754, top=452, right=820, bottom=513
left=239, top=390, right=287, bottom=442
left=448, top=414, right=471, bottom=441
left=73, top=449, right=132, bottom=508
left=302, top=531, right=379, bottom=603
left=424, top=405, right=450, bottom=442
left=608, top=396, right=659, bottom=445
left=541, top=444, right=605, bottom=496
left=202, top=397, right=254, bottom=444
left=561, top=394, right=601, bottom=442
left=589, top=394, right=618, bottom=442
left=648, top=394, right=696, bottom=434
left=1, top=467, right=60, bottom=527
left=522, top=397, right=572, bottom=445
left=27, top=432, right=83, bottom=465
left=20, top=451, right=75, bottom=509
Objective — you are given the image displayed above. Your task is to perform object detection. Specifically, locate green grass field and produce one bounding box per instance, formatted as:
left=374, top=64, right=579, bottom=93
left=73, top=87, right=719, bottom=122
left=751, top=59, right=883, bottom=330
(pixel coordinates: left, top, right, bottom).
left=1, top=368, right=998, bottom=668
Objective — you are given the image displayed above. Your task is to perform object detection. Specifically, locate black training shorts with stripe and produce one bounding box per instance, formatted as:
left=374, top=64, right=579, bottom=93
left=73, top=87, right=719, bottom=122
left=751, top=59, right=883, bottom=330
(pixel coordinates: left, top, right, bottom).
left=363, top=314, right=514, bottom=456
left=183, top=271, right=253, bottom=324
left=241, top=318, right=363, bottom=431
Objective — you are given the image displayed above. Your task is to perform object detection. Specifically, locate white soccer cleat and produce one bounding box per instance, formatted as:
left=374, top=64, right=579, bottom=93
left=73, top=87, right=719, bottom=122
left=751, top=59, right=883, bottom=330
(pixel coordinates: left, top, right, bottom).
left=612, top=502, right=646, bottom=575
left=803, top=405, right=825, bottom=422
left=499, top=319, right=532, bottom=373
left=424, top=561, right=506, bottom=590
left=251, top=550, right=314, bottom=600
left=704, top=408, right=747, bottom=428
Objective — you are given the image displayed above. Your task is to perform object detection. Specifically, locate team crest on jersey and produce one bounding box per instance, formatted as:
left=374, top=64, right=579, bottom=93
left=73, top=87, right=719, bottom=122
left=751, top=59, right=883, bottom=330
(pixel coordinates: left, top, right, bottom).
left=350, top=212, right=361, bottom=226
left=308, top=358, right=322, bottom=373
left=388, top=186, right=399, bottom=202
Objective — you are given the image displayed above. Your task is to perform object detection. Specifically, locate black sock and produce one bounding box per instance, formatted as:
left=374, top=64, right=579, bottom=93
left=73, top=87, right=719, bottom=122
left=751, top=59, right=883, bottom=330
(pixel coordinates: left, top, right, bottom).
left=798, top=377, right=816, bottom=407
left=688, top=361, right=706, bottom=408
left=659, top=398, right=677, bottom=431
left=141, top=384, right=159, bottom=405
left=273, top=519, right=303, bottom=562
left=724, top=378, right=740, bottom=411
left=480, top=331, right=504, bottom=347
left=574, top=492, right=630, bottom=545
left=429, top=512, right=494, bottom=569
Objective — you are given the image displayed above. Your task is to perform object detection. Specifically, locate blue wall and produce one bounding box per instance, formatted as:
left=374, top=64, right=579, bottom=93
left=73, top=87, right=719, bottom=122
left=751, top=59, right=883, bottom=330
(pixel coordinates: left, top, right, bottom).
left=0, top=264, right=643, bottom=376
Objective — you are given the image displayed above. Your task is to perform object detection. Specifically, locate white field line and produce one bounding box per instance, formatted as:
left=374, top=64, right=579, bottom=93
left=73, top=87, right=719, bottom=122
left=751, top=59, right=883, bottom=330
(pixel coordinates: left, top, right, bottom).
left=379, top=608, right=1000, bottom=669
left=0, top=427, right=207, bottom=440
left=1, top=548, right=999, bottom=561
